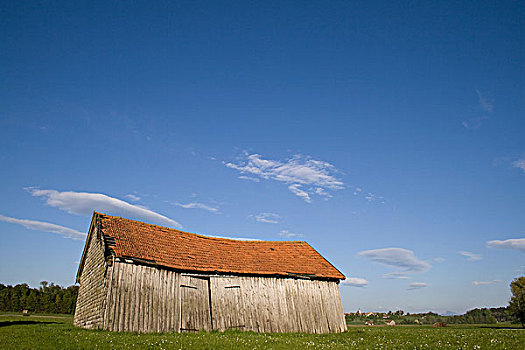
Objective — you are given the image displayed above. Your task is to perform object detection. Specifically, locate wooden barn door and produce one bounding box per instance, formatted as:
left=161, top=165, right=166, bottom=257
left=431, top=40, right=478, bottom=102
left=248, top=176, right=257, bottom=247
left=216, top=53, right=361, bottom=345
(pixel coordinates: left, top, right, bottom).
left=210, top=277, right=245, bottom=331
left=179, top=275, right=212, bottom=332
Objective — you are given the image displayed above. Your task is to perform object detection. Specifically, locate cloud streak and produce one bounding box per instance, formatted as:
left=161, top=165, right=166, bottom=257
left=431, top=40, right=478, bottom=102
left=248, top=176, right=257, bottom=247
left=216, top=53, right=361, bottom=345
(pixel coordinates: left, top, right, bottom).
left=125, top=194, right=141, bottom=202
left=472, top=280, right=500, bottom=286
left=288, top=184, right=311, bottom=203
left=408, top=282, right=428, bottom=290
left=359, top=248, right=431, bottom=273
left=238, top=175, right=260, bottom=182
left=476, top=88, right=493, bottom=113
left=279, top=230, right=304, bottom=239
left=225, top=153, right=343, bottom=202
left=0, top=214, right=85, bottom=240
left=254, top=213, right=280, bottom=224
left=462, top=88, right=493, bottom=129
left=487, top=238, right=525, bottom=253
left=459, top=251, right=482, bottom=261
left=172, top=202, right=219, bottom=213
left=341, top=277, right=369, bottom=287
left=382, top=272, right=410, bottom=280
left=27, top=188, right=181, bottom=228
left=512, top=159, right=525, bottom=173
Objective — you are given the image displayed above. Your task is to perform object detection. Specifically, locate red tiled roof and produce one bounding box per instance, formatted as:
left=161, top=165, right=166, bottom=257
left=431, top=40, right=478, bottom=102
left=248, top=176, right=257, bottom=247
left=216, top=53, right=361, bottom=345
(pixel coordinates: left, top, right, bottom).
left=96, top=213, right=345, bottom=280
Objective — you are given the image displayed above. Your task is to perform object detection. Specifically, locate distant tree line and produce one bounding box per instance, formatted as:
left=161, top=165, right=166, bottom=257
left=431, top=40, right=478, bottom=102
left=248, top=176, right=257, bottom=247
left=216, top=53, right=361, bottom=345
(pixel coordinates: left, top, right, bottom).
left=0, top=281, right=78, bottom=314
left=346, top=307, right=516, bottom=325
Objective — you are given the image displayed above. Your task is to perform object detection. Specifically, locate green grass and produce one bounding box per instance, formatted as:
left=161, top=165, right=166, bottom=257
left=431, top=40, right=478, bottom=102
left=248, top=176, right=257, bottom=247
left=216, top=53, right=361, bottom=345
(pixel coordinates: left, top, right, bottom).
left=0, top=314, right=523, bottom=349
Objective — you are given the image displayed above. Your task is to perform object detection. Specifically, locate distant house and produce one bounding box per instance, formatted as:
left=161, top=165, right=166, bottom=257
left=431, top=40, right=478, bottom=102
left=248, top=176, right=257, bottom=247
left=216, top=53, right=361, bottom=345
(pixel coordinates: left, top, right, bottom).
left=386, top=320, right=396, bottom=326
left=74, top=212, right=347, bottom=333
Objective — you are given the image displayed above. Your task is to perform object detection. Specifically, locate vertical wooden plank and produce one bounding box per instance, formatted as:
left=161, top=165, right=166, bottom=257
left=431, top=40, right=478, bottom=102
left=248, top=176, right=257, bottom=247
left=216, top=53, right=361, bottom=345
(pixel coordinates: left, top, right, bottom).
left=123, top=263, right=129, bottom=332
left=333, top=281, right=347, bottom=332
left=160, top=269, right=167, bottom=332
left=282, top=278, right=296, bottom=332
left=238, top=277, right=252, bottom=331
left=168, top=271, right=176, bottom=332
left=113, top=262, right=121, bottom=332
left=118, top=263, right=127, bottom=332
left=125, top=263, right=133, bottom=332
left=137, top=265, right=143, bottom=333
left=102, top=264, right=114, bottom=330
left=174, top=271, right=180, bottom=331
left=148, top=266, right=154, bottom=333
left=164, top=269, right=169, bottom=332
left=247, top=277, right=259, bottom=332
left=141, top=266, right=147, bottom=333
left=155, top=269, right=161, bottom=332
left=110, top=262, right=121, bottom=332
left=136, top=264, right=143, bottom=332
left=133, top=265, right=141, bottom=333
left=142, top=265, right=150, bottom=333
left=150, top=268, right=157, bottom=332
left=164, top=269, right=170, bottom=332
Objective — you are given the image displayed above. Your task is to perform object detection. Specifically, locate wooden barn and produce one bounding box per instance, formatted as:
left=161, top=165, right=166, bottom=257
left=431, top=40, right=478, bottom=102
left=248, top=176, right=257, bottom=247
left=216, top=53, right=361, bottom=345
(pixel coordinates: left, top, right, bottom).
left=74, top=212, right=347, bottom=333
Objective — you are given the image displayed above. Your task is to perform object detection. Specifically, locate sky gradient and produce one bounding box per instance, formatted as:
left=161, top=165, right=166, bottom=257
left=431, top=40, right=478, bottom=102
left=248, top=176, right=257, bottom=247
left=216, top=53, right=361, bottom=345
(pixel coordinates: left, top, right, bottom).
left=1, top=1, right=524, bottom=314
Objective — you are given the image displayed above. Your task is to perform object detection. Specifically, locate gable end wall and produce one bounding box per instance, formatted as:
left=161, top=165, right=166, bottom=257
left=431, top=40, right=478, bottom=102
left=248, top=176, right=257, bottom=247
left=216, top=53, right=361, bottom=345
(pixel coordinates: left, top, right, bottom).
left=73, top=226, right=107, bottom=329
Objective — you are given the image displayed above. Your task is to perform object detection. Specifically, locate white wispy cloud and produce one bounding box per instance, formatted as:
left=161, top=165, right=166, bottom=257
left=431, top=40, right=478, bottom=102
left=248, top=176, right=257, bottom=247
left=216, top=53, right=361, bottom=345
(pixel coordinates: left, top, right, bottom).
left=125, top=194, right=141, bottom=202
left=487, top=238, right=525, bottom=253
left=225, top=153, right=343, bottom=202
left=364, top=192, right=385, bottom=203
left=172, top=202, right=219, bottom=213
left=279, top=230, right=304, bottom=239
left=434, top=257, right=445, bottom=263
left=254, top=213, right=280, bottom=224
left=27, top=188, right=181, bottom=228
left=408, top=282, right=428, bottom=290
left=314, top=187, right=332, bottom=199
left=462, top=88, right=493, bottom=129
left=288, top=184, right=311, bottom=203
left=462, top=116, right=489, bottom=130
left=359, top=248, right=431, bottom=273
left=512, top=159, right=525, bottom=173
left=341, top=277, right=369, bottom=287
left=0, top=214, right=85, bottom=240
left=459, top=251, right=482, bottom=261
left=476, top=88, right=493, bottom=113
left=472, top=280, right=500, bottom=286
left=238, top=175, right=260, bottom=182
left=382, top=272, right=410, bottom=280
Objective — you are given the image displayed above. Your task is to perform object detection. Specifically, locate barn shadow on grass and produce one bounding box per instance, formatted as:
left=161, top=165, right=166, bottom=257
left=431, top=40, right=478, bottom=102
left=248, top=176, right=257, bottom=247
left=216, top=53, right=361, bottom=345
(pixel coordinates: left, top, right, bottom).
left=0, top=320, right=60, bottom=328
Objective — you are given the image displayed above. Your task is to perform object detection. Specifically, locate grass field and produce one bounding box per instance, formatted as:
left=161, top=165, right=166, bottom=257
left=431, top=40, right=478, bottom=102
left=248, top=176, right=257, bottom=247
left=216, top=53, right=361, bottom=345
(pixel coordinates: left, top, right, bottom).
left=1, top=314, right=523, bottom=349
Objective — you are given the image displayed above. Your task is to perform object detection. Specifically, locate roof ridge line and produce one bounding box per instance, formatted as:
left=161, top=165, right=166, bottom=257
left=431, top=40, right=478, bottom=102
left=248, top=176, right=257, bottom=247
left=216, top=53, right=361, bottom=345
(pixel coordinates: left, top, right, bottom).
left=96, top=212, right=306, bottom=244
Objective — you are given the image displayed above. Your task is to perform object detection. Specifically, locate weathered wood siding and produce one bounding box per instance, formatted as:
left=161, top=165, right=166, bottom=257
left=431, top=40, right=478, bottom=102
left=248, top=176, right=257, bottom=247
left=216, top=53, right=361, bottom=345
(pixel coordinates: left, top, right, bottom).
left=180, top=275, right=211, bottom=331
left=103, top=261, right=181, bottom=332
left=233, top=276, right=346, bottom=333
left=73, top=226, right=107, bottom=329
left=99, top=261, right=346, bottom=333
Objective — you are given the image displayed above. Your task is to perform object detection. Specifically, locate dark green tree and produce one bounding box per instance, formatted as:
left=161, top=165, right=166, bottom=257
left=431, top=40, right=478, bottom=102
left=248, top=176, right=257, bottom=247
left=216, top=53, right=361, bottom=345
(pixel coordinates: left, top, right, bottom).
left=508, top=276, right=525, bottom=328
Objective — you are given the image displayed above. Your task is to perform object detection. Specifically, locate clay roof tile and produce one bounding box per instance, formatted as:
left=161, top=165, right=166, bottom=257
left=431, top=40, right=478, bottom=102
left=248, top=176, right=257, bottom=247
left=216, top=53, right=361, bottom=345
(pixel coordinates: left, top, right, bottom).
left=96, top=212, right=345, bottom=280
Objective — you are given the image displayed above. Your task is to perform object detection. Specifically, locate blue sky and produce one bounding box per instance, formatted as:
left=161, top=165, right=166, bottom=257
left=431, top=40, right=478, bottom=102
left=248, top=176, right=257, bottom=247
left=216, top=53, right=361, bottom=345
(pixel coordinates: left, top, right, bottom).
left=1, top=1, right=524, bottom=314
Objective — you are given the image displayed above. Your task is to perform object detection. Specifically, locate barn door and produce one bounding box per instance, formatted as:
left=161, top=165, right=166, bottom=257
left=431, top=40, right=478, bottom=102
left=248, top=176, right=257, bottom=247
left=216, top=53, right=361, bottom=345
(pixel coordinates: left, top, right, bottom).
left=180, top=275, right=212, bottom=332
left=210, top=277, right=245, bottom=331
